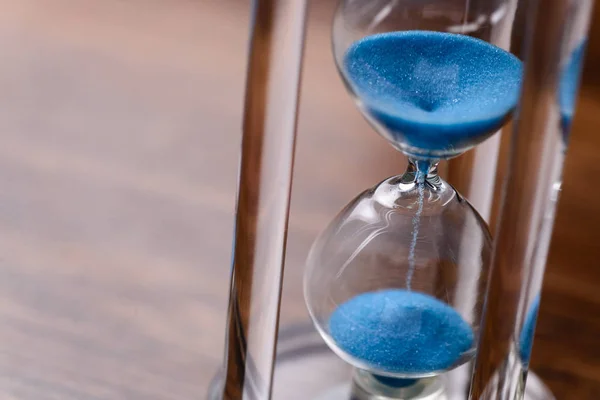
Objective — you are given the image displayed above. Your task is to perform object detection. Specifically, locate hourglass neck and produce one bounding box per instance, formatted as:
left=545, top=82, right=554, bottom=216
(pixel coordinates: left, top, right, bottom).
left=400, top=158, right=443, bottom=189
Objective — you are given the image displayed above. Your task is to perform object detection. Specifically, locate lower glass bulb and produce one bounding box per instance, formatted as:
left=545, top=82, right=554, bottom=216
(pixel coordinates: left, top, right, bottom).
left=304, top=162, right=491, bottom=380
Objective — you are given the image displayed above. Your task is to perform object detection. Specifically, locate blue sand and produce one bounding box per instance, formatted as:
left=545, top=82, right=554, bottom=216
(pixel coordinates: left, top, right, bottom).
left=559, top=40, right=587, bottom=139
left=329, top=289, right=474, bottom=374
left=519, top=295, right=540, bottom=365
left=344, top=31, right=523, bottom=155
left=373, top=374, right=417, bottom=388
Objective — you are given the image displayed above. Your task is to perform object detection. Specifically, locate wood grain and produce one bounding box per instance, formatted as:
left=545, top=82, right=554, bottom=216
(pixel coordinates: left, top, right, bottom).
left=0, top=1, right=596, bottom=399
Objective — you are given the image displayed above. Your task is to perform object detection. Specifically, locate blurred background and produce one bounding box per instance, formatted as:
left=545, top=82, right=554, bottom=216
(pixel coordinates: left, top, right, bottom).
left=0, top=0, right=598, bottom=399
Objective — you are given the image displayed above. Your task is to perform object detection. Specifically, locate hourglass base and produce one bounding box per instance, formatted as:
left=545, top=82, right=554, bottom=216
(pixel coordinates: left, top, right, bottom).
left=207, top=324, right=555, bottom=400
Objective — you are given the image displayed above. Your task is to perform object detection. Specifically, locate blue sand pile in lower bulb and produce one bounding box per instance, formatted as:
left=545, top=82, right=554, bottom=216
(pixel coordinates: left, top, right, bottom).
left=343, top=31, right=523, bottom=156
left=329, top=289, right=474, bottom=375
left=559, top=40, right=587, bottom=138
left=519, top=295, right=541, bottom=365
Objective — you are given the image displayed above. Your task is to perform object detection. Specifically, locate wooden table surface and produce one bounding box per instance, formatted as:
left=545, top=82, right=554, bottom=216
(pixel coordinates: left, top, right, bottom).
left=0, top=1, right=597, bottom=399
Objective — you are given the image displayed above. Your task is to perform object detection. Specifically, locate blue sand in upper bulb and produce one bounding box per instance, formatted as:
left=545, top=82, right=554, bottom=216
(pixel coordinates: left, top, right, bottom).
left=344, top=31, right=523, bottom=155
left=329, top=289, right=474, bottom=374
left=559, top=40, right=587, bottom=138
left=519, top=295, right=540, bottom=365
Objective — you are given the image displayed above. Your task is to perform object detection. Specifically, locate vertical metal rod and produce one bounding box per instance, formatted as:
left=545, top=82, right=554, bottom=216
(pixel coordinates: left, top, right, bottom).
left=469, top=0, right=592, bottom=399
left=221, top=1, right=308, bottom=399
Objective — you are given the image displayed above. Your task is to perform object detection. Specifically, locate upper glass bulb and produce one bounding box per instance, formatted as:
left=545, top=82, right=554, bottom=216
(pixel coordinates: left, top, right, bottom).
left=332, top=0, right=523, bottom=159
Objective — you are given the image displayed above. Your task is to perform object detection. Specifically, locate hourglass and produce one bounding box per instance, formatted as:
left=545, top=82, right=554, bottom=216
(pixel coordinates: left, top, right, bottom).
left=304, top=0, right=522, bottom=397
left=516, top=38, right=587, bottom=367
left=208, top=0, right=593, bottom=398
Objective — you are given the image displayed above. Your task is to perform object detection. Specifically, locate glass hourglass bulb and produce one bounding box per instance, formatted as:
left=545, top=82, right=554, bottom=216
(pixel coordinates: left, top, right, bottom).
left=305, top=161, right=491, bottom=380
left=332, top=0, right=522, bottom=159
left=559, top=40, right=586, bottom=140
left=304, top=0, right=524, bottom=392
